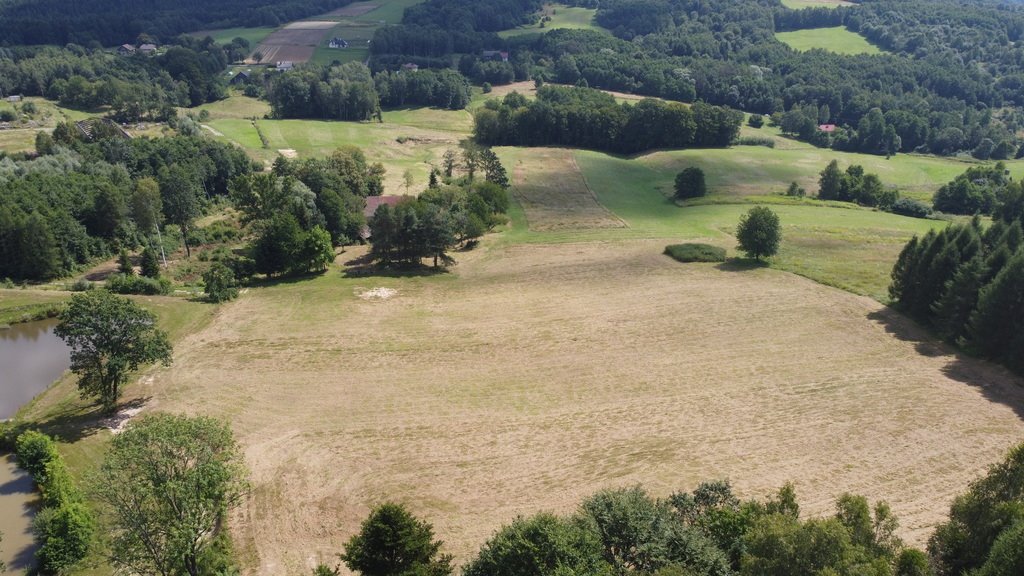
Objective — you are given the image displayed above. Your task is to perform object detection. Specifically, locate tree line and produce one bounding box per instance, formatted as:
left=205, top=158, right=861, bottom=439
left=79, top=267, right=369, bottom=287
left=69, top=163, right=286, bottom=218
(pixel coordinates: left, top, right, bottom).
left=325, top=440, right=1024, bottom=576
left=473, top=85, right=742, bottom=154
left=889, top=214, right=1024, bottom=375
left=267, top=63, right=473, bottom=120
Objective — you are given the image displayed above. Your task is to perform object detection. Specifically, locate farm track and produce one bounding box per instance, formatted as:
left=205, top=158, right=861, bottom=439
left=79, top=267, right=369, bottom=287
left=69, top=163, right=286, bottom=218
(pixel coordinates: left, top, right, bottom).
left=146, top=240, right=1024, bottom=575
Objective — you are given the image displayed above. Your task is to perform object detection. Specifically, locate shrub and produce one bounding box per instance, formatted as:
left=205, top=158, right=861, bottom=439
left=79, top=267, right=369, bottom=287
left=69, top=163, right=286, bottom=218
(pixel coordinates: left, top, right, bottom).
left=736, top=136, right=774, bottom=148
left=16, top=430, right=60, bottom=479
left=674, top=167, right=707, bottom=200
left=341, top=503, right=453, bottom=576
left=747, top=114, right=764, bottom=128
left=106, top=273, right=172, bottom=295
left=891, top=197, right=933, bottom=219
left=70, top=278, right=94, bottom=291
left=33, top=502, right=94, bottom=574
left=203, top=263, right=239, bottom=303
left=664, top=243, right=727, bottom=263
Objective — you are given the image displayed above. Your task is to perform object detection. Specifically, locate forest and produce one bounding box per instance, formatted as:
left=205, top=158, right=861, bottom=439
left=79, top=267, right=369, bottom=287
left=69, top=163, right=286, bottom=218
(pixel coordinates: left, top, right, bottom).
left=0, top=36, right=241, bottom=120
left=473, top=85, right=742, bottom=153
left=368, top=0, right=1024, bottom=157
left=0, top=0, right=354, bottom=46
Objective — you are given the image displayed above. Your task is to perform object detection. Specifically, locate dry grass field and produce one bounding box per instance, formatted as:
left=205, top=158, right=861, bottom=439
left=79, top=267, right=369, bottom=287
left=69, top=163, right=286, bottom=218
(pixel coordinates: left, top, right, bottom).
left=505, top=147, right=625, bottom=231
left=138, top=240, right=1024, bottom=575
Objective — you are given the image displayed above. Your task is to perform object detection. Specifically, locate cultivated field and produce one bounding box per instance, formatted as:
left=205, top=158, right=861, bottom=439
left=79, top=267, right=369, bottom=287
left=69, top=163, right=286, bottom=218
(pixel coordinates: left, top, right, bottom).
left=253, top=21, right=338, bottom=64
left=776, top=26, right=884, bottom=55
left=504, top=147, right=625, bottom=231
left=133, top=239, right=1024, bottom=575
left=498, top=3, right=603, bottom=38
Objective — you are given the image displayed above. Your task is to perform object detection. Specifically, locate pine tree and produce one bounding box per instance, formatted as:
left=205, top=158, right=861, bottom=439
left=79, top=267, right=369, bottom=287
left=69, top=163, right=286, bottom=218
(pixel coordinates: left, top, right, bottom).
left=915, top=239, right=961, bottom=323
left=140, top=246, right=160, bottom=278
left=889, top=236, right=919, bottom=305
left=932, top=255, right=986, bottom=345
left=818, top=160, right=843, bottom=200
left=969, top=251, right=1024, bottom=367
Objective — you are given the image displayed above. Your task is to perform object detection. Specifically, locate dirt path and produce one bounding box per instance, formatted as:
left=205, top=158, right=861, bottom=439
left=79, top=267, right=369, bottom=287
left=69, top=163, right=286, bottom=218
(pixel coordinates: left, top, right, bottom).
left=152, top=240, right=1024, bottom=575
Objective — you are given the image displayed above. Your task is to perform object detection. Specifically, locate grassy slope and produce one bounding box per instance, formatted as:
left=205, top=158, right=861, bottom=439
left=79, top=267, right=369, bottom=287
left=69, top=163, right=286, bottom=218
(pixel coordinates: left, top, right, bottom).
left=776, top=26, right=883, bottom=55
left=190, top=26, right=276, bottom=46
left=498, top=4, right=602, bottom=38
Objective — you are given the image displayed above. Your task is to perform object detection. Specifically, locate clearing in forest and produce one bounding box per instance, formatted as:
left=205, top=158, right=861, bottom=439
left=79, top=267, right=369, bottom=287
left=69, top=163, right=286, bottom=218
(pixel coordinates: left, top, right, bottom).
left=780, top=0, right=855, bottom=8
left=498, top=3, right=604, bottom=38
left=142, top=240, right=1024, bottom=575
left=505, top=147, right=626, bottom=231
left=776, top=26, right=884, bottom=55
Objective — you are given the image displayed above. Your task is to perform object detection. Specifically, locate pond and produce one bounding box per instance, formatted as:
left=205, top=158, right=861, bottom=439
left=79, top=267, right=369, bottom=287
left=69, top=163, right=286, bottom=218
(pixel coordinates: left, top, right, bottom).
left=0, top=319, right=71, bottom=574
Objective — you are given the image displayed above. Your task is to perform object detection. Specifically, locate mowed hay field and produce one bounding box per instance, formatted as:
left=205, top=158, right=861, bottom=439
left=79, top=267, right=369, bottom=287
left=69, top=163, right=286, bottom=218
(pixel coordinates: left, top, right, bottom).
left=145, top=240, right=1024, bottom=574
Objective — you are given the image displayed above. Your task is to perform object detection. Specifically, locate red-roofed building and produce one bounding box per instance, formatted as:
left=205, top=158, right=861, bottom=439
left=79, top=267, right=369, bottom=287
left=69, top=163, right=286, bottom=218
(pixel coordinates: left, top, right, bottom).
left=818, top=124, right=837, bottom=133
left=361, top=195, right=406, bottom=240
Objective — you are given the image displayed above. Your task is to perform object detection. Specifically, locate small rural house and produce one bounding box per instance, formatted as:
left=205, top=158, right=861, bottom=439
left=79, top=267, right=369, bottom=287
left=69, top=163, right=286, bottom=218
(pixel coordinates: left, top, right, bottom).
left=481, top=50, right=510, bottom=62
left=229, top=70, right=250, bottom=85
left=138, top=43, right=157, bottom=54
left=818, top=124, right=837, bottom=133
left=276, top=61, right=294, bottom=71
left=328, top=38, right=349, bottom=49
left=117, top=44, right=136, bottom=55
left=360, top=195, right=405, bottom=240
left=400, top=62, right=419, bottom=72
left=7, top=95, right=22, bottom=103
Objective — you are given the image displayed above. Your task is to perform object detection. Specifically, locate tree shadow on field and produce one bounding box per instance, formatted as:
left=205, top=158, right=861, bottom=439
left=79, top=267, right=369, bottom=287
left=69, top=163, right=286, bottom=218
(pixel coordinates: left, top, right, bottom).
left=714, top=258, right=769, bottom=272
left=342, top=252, right=450, bottom=278
left=867, top=307, right=1024, bottom=421
left=20, top=396, right=153, bottom=444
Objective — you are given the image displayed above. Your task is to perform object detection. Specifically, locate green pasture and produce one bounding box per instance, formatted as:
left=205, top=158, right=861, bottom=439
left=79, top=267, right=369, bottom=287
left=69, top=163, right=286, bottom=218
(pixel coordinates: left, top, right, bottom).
left=776, top=26, right=883, bottom=55
left=780, top=0, right=855, bottom=8
left=354, top=0, right=425, bottom=24
left=189, top=26, right=276, bottom=47
left=309, top=22, right=377, bottom=66
left=498, top=4, right=603, bottom=38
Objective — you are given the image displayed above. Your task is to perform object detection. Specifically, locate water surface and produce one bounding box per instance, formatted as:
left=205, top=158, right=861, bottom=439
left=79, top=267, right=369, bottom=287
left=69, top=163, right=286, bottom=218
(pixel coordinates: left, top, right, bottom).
left=0, top=319, right=71, bottom=420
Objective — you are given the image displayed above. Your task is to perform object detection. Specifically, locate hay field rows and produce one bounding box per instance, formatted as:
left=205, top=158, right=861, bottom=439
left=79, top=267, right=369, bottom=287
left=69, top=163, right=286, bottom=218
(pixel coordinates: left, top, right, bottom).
left=143, top=241, right=1024, bottom=575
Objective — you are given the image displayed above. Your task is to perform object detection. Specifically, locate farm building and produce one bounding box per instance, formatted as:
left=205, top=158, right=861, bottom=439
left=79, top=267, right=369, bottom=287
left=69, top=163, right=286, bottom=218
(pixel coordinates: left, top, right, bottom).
left=117, top=44, right=136, bottom=55
left=360, top=195, right=406, bottom=240
left=328, top=38, right=349, bottom=48
left=276, top=61, right=295, bottom=71
left=400, top=63, right=419, bottom=72
left=6, top=95, right=22, bottom=103
left=229, top=71, right=251, bottom=85
left=818, top=124, right=837, bottom=133
left=482, top=50, right=510, bottom=62
left=138, top=43, right=157, bottom=54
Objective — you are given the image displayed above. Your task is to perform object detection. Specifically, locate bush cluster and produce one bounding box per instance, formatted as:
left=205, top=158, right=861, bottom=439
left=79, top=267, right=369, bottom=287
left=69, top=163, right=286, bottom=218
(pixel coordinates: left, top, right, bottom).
left=664, top=243, right=727, bottom=263
left=15, top=430, right=94, bottom=574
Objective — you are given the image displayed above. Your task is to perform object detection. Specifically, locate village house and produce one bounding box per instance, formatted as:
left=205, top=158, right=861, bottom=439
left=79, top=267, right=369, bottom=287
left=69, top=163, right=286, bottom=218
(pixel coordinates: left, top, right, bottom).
left=481, top=50, right=510, bottom=62
left=138, top=43, right=157, bottom=54
left=117, top=44, right=136, bottom=55
left=360, top=195, right=405, bottom=240
left=229, top=70, right=250, bottom=86
left=400, top=62, right=419, bottom=72
left=818, top=124, right=837, bottom=133
left=276, top=61, right=294, bottom=71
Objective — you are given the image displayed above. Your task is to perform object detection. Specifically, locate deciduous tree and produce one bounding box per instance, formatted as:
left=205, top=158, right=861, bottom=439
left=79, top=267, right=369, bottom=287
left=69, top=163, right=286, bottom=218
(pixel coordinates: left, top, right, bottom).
left=735, top=207, right=781, bottom=260
left=54, top=291, right=172, bottom=413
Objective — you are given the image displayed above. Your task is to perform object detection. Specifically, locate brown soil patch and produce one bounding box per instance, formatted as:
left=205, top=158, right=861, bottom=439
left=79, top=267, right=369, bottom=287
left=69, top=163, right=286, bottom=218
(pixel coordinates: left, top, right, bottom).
left=151, top=240, right=1024, bottom=575
left=511, top=148, right=626, bottom=231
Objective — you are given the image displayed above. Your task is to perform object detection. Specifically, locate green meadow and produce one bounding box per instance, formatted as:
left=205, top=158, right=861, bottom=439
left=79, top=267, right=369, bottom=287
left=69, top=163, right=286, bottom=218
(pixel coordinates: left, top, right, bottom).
left=776, top=26, right=883, bottom=55
left=498, top=4, right=603, bottom=38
